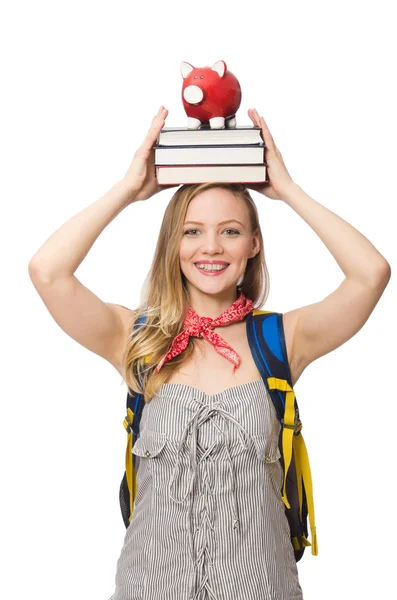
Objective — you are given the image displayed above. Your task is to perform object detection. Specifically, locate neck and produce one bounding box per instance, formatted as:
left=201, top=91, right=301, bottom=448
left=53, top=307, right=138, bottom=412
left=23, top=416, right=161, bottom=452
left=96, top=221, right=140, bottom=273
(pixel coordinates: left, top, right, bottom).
left=186, top=286, right=241, bottom=318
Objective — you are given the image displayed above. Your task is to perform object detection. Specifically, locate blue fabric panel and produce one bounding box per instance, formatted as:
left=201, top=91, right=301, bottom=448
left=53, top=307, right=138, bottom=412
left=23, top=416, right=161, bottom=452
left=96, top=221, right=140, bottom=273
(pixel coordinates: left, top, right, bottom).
left=261, top=314, right=283, bottom=363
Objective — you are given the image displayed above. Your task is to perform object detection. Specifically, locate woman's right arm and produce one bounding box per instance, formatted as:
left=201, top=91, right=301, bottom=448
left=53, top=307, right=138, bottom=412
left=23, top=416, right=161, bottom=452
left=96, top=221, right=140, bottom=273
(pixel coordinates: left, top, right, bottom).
left=28, top=181, right=138, bottom=374
left=28, top=106, right=176, bottom=375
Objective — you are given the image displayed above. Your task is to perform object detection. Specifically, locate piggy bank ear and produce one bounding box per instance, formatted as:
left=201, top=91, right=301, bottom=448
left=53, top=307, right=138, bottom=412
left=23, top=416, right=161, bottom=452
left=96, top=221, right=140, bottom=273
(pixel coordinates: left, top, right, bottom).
left=211, top=60, right=227, bottom=78
left=180, top=61, right=194, bottom=78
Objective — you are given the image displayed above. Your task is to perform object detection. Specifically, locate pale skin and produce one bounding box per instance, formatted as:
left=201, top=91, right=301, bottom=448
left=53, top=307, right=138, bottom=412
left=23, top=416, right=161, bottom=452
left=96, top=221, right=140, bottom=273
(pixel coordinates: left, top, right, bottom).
left=28, top=105, right=391, bottom=392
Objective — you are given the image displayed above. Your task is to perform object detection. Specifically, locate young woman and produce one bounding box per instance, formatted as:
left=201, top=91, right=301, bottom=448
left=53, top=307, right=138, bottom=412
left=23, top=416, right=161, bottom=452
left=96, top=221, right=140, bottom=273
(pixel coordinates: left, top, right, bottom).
left=28, top=106, right=391, bottom=600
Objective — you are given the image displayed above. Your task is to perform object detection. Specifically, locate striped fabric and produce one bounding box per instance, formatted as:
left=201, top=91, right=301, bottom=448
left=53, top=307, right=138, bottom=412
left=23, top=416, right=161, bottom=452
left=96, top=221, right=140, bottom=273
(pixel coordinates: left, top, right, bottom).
left=109, top=379, right=304, bottom=600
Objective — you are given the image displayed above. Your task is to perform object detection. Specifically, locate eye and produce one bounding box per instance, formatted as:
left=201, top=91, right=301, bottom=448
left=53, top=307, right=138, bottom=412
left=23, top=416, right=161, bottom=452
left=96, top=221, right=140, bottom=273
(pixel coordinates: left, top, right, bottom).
left=200, top=75, right=204, bottom=79
left=194, top=75, right=197, bottom=79
left=183, top=229, right=240, bottom=236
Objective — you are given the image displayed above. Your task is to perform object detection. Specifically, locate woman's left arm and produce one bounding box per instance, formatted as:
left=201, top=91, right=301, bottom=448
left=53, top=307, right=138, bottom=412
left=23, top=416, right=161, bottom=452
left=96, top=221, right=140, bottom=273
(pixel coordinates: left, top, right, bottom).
left=247, top=108, right=392, bottom=372
left=280, top=182, right=391, bottom=371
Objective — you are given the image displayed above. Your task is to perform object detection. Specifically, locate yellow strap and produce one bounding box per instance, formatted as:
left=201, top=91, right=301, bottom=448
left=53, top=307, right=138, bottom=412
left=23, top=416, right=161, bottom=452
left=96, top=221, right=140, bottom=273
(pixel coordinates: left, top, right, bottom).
left=293, top=535, right=313, bottom=549
left=292, top=536, right=301, bottom=550
left=294, top=435, right=303, bottom=522
left=294, top=432, right=318, bottom=555
left=267, top=377, right=318, bottom=556
left=123, top=408, right=136, bottom=523
left=300, top=535, right=313, bottom=547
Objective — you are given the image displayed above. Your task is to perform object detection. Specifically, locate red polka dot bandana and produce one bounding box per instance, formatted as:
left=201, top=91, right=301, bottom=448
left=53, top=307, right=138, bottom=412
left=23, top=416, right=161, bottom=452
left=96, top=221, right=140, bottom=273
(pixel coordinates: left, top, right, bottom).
left=155, top=292, right=254, bottom=373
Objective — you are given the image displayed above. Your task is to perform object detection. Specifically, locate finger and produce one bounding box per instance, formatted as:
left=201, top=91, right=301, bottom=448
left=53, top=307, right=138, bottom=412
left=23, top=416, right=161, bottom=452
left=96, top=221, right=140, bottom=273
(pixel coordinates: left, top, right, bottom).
left=152, top=106, right=167, bottom=124
left=249, top=108, right=267, bottom=146
left=258, top=115, right=274, bottom=142
left=140, top=127, right=162, bottom=154
left=252, top=109, right=276, bottom=149
left=141, top=109, right=168, bottom=152
left=248, top=108, right=260, bottom=126
left=248, top=109, right=264, bottom=136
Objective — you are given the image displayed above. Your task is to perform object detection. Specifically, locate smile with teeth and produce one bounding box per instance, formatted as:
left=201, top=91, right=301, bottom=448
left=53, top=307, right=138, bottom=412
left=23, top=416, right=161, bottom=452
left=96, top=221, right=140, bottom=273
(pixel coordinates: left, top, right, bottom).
left=195, top=263, right=229, bottom=273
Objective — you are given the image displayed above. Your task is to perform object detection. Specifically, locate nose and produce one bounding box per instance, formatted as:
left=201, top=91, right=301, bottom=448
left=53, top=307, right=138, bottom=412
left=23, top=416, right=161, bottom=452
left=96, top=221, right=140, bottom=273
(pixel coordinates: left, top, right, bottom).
left=199, top=232, right=224, bottom=255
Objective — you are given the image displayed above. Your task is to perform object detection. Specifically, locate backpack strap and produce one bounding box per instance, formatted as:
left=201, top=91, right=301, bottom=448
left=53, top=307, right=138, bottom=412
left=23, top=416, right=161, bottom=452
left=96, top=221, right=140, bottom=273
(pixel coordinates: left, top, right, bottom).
left=122, top=314, right=152, bottom=524
left=246, top=309, right=318, bottom=556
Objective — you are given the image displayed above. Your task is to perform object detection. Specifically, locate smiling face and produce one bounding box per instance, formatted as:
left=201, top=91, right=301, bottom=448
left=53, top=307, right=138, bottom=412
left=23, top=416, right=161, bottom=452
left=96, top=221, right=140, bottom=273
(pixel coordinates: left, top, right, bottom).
left=179, top=187, right=260, bottom=300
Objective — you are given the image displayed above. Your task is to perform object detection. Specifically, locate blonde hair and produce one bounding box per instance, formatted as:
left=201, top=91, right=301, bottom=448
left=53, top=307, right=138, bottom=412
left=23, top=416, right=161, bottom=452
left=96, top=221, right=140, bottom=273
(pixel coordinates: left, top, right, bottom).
left=121, top=182, right=270, bottom=403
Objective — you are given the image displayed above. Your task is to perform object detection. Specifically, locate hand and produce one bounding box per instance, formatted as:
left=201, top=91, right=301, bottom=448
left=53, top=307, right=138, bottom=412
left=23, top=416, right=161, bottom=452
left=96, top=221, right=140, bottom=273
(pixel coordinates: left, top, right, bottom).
left=245, top=108, right=296, bottom=201
left=122, top=105, right=179, bottom=202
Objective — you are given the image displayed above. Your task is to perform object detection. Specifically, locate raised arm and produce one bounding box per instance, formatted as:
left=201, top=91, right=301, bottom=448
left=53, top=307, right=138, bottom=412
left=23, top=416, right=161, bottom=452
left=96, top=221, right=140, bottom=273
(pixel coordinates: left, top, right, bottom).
left=281, top=183, right=391, bottom=376
left=28, top=181, right=136, bottom=374
left=246, top=107, right=391, bottom=379
left=28, top=105, right=176, bottom=375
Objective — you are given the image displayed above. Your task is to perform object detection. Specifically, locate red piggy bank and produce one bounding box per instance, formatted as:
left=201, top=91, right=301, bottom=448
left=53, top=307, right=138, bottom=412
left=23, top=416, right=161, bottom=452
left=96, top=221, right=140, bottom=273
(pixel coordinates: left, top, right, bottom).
left=181, top=59, right=242, bottom=129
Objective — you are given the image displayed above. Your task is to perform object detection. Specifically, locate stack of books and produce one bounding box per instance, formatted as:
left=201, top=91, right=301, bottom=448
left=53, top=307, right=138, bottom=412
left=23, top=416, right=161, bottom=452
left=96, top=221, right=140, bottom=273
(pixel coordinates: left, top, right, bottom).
left=154, top=125, right=268, bottom=184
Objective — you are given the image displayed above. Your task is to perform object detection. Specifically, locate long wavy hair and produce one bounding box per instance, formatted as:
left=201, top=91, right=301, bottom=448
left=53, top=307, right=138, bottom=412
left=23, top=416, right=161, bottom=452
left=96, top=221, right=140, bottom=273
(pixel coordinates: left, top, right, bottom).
left=121, top=182, right=270, bottom=403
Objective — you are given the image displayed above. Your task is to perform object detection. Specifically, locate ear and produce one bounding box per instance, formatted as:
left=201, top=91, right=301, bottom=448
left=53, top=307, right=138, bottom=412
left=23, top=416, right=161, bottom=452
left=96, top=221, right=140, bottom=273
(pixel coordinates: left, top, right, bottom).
left=211, top=60, right=227, bottom=77
left=249, top=231, right=261, bottom=258
left=181, top=61, right=194, bottom=78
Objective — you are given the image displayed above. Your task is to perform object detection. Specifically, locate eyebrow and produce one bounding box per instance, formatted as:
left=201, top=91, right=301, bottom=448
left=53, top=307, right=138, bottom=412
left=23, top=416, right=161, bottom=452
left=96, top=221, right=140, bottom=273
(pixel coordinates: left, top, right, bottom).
left=183, top=219, right=245, bottom=227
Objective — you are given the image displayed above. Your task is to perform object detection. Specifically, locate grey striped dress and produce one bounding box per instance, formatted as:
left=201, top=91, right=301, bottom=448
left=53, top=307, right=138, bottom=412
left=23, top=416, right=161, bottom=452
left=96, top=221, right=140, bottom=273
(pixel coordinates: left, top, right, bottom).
left=109, top=379, right=304, bottom=600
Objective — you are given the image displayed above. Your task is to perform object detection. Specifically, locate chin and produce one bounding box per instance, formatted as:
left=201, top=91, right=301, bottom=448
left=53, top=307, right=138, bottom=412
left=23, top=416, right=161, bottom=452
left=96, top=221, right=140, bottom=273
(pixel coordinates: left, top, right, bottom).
left=188, top=278, right=238, bottom=294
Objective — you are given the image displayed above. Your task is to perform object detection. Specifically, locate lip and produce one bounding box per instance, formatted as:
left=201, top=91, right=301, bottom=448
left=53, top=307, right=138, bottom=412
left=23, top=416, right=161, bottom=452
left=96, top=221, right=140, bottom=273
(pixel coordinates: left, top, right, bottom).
left=194, top=263, right=229, bottom=276
left=194, top=260, right=230, bottom=265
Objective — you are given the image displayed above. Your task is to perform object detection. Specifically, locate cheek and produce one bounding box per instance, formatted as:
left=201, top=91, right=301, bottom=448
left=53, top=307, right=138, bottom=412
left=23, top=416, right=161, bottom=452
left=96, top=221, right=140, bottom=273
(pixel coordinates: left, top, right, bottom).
left=179, top=239, right=193, bottom=262
left=228, top=239, right=253, bottom=259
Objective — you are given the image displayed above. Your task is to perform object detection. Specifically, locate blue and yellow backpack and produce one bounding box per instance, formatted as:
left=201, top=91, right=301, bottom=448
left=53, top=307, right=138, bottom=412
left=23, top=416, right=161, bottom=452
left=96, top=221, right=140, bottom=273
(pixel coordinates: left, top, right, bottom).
left=119, top=309, right=318, bottom=562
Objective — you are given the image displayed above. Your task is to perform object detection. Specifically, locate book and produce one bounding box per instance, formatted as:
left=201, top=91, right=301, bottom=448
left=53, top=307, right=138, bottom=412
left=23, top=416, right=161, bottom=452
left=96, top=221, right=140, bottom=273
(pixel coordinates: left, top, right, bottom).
left=154, top=124, right=267, bottom=185
left=156, top=125, right=263, bottom=146
left=155, top=143, right=266, bottom=165
left=155, top=164, right=267, bottom=185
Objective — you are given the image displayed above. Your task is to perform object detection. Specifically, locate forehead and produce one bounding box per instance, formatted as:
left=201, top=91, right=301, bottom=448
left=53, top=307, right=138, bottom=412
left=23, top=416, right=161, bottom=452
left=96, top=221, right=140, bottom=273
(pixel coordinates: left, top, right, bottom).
left=184, top=188, right=248, bottom=222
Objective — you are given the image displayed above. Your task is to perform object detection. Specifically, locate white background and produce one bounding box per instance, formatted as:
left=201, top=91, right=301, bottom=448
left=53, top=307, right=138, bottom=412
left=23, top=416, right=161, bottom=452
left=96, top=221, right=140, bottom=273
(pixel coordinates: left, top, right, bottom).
left=2, top=1, right=396, bottom=599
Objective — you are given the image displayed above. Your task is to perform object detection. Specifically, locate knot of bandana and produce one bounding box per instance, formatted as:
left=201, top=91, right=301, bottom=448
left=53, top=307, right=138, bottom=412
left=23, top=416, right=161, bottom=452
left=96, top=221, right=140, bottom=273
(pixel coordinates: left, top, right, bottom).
left=155, top=292, right=254, bottom=373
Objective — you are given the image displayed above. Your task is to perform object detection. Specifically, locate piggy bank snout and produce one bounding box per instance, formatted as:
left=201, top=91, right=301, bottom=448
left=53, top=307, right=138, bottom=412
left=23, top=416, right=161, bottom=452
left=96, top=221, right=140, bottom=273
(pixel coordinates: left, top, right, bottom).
left=183, top=85, right=204, bottom=105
